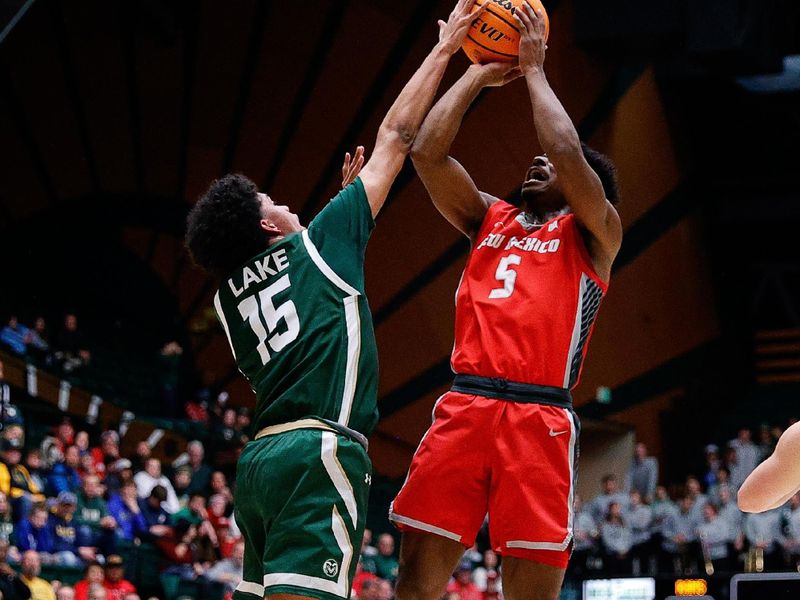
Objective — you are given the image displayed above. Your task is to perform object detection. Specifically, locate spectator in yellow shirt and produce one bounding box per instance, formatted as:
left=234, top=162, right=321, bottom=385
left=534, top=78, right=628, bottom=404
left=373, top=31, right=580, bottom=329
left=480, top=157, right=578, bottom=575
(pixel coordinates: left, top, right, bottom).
left=20, top=550, right=55, bottom=600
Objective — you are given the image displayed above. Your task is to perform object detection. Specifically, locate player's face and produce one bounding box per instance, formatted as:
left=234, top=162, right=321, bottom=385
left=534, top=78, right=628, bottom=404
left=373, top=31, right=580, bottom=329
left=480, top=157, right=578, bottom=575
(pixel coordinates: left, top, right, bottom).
left=520, top=155, right=567, bottom=214
left=259, top=193, right=302, bottom=235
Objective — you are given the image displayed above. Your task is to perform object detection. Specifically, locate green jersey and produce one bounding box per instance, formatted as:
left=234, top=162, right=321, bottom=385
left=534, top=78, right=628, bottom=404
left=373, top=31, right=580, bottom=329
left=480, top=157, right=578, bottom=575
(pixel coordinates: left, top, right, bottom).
left=214, top=178, right=379, bottom=437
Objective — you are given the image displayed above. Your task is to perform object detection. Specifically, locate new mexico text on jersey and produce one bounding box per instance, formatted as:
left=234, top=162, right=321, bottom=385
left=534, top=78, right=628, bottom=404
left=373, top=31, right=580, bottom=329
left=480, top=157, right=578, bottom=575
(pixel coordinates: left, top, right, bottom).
left=213, top=178, right=379, bottom=438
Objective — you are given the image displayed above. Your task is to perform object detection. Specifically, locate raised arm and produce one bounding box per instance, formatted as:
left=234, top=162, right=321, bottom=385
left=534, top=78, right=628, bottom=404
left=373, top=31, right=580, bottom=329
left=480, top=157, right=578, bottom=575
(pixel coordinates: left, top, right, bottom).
left=514, top=2, right=622, bottom=259
left=411, top=63, right=520, bottom=239
left=360, top=0, right=487, bottom=218
left=738, top=422, right=800, bottom=513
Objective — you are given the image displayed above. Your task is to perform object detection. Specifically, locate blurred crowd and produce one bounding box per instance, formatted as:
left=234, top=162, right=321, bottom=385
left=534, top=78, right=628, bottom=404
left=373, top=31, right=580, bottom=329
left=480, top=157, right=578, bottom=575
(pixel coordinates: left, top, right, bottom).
left=4, top=312, right=798, bottom=599
left=574, top=425, right=800, bottom=579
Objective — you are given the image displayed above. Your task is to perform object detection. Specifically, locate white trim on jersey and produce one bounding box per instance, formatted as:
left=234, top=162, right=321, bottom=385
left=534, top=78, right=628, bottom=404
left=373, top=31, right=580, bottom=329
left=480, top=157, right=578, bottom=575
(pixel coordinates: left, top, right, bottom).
left=506, top=407, right=577, bottom=553
left=301, top=230, right=362, bottom=428
left=262, top=504, right=353, bottom=598
left=563, top=274, right=587, bottom=388
left=235, top=581, right=265, bottom=597
left=321, top=432, right=358, bottom=529
left=339, top=296, right=361, bottom=426
left=388, top=512, right=462, bottom=543
left=301, top=230, right=360, bottom=297
left=214, top=291, right=237, bottom=359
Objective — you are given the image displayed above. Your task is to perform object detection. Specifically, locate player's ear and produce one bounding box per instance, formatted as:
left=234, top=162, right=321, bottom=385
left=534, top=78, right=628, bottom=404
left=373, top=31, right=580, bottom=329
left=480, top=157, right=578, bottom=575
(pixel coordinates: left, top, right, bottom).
left=260, top=218, right=281, bottom=235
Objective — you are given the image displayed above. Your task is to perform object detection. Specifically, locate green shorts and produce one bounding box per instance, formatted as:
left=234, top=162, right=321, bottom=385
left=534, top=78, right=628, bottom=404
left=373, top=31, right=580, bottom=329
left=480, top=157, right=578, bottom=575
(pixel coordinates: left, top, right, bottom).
left=232, top=428, right=371, bottom=600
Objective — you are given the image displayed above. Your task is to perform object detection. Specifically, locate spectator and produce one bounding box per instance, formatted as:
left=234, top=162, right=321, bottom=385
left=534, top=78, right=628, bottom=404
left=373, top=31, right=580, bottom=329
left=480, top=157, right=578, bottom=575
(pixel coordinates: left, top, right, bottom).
left=571, top=494, right=599, bottom=576
left=171, top=466, right=192, bottom=505
left=0, top=317, right=30, bottom=356
left=102, top=555, right=136, bottom=600
left=156, top=519, right=215, bottom=580
left=106, top=481, right=147, bottom=543
left=137, top=486, right=171, bottom=541
left=625, top=443, right=659, bottom=503
left=90, top=432, right=121, bottom=482
left=697, top=503, right=734, bottom=573
left=0, top=491, right=14, bottom=544
left=129, top=443, right=150, bottom=475
left=15, top=505, right=54, bottom=555
left=56, top=587, right=75, bottom=600
left=25, top=450, right=46, bottom=493
left=601, top=502, right=632, bottom=574
left=26, top=317, right=50, bottom=365
left=373, top=534, right=399, bottom=582
left=75, top=475, right=116, bottom=559
left=133, top=459, right=179, bottom=514
left=184, top=391, right=209, bottom=425
left=446, top=560, right=481, bottom=600
left=376, top=579, right=394, bottom=600
left=661, top=496, right=701, bottom=573
left=74, top=432, right=90, bottom=456
left=78, top=453, right=96, bottom=480
left=208, top=471, right=234, bottom=507
left=87, top=584, right=106, bottom=600
left=685, top=476, right=709, bottom=522
left=729, top=428, right=759, bottom=489
left=0, top=438, right=46, bottom=517
left=471, top=549, right=500, bottom=593
left=48, top=491, right=81, bottom=567
left=625, top=491, right=653, bottom=574
left=707, top=467, right=735, bottom=505
left=743, top=509, right=782, bottom=570
left=778, top=492, right=800, bottom=569
left=235, top=408, right=251, bottom=435
left=46, top=445, right=82, bottom=497
left=702, top=444, right=721, bottom=490
left=184, top=441, right=212, bottom=497
left=588, top=474, right=628, bottom=524
left=55, top=314, right=91, bottom=374
left=0, top=539, right=30, bottom=600
left=74, top=563, right=104, bottom=600
left=204, top=539, right=244, bottom=594
left=357, top=577, right=380, bottom=600
left=757, top=424, right=777, bottom=463
left=20, top=550, right=55, bottom=600
left=104, top=459, right=133, bottom=497
left=717, top=486, right=744, bottom=530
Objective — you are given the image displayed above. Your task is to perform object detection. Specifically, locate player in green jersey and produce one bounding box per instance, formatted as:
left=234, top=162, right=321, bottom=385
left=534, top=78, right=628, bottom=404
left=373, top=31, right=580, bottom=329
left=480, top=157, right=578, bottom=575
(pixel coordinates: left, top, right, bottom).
left=185, top=3, right=489, bottom=599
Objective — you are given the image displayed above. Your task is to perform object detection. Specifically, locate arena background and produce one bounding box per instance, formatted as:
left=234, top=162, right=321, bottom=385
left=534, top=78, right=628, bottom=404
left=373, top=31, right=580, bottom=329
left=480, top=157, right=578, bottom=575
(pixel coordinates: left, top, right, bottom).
left=0, top=1, right=799, bottom=599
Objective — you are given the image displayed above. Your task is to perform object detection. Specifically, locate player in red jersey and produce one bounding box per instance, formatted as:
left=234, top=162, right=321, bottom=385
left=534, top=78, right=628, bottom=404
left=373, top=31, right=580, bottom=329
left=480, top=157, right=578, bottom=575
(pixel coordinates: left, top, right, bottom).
left=391, top=4, right=622, bottom=600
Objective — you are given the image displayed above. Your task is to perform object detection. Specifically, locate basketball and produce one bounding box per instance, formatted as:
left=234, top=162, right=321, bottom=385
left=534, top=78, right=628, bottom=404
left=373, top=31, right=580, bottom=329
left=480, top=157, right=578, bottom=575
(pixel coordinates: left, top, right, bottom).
left=462, top=0, right=550, bottom=64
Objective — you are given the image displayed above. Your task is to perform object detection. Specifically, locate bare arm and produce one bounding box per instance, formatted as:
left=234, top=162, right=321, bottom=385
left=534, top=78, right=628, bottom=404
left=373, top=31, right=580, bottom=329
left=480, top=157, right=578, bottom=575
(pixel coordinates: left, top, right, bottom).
left=739, top=422, right=800, bottom=513
left=411, top=63, right=520, bottom=239
left=360, top=0, right=488, bottom=218
left=514, top=3, right=621, bottom=259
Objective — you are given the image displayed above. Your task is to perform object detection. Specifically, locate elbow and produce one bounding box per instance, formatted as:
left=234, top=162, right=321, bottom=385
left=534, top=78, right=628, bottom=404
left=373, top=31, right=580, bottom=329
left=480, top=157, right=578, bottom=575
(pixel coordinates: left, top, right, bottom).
left=546, top=135, right=582, bottom=159
left=380, top=123, right=415, bottom=154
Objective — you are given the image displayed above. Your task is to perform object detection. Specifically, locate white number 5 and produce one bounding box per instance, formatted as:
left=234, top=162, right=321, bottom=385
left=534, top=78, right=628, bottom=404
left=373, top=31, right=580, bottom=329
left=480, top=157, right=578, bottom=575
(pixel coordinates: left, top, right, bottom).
left=237, top=274, right=300, bottom=365
left=489, top=254, right=522, bottom=299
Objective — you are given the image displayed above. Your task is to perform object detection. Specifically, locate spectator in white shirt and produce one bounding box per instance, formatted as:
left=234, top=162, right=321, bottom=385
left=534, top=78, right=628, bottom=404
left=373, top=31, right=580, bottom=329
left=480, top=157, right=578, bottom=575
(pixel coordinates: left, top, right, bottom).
left=625, top=443, right=659, bottom=503
left=588, top=474, right=628, bottom=524
left=729, top=428, right=759, bottom=489
left=133, top=458, right=180, bottom=514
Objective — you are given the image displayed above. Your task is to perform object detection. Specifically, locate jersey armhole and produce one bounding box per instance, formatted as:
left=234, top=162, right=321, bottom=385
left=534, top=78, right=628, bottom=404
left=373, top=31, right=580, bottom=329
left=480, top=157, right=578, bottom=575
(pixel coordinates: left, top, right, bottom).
left=566, top=215, right=610, bottom=291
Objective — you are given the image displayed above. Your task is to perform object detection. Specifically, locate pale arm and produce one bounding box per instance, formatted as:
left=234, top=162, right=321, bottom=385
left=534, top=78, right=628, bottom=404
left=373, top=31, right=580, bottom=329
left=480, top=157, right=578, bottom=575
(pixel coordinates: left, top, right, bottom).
left=360, top=0, right=488, bottom=218
left=738, top=422, right=800, bottom=513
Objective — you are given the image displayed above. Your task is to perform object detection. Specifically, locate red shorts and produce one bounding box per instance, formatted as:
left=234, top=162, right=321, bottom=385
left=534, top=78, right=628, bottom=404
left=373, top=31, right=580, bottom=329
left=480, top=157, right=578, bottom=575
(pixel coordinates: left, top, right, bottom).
left=390, top=391, right=579, bottom=569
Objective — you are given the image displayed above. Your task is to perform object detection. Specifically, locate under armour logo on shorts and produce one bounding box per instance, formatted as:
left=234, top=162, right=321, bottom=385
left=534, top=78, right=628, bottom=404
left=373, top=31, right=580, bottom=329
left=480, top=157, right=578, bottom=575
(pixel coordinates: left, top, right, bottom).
left=323, top=559, right=339, bottom=578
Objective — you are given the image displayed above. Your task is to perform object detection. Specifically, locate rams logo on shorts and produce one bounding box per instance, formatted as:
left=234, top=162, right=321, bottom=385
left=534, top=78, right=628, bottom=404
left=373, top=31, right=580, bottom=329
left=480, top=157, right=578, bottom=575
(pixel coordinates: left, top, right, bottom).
left=323, top=559, right=339, bottom=578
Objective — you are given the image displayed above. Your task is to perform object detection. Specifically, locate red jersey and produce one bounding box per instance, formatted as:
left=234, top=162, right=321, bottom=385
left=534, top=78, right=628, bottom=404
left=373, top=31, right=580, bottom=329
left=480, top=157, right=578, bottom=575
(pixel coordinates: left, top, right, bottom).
left=452, top=201, right=608, bottom=389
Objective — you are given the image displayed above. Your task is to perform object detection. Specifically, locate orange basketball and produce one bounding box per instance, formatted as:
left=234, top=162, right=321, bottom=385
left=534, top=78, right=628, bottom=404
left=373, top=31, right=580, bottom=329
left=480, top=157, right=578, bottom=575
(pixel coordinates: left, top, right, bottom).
left=462, top=0, right=550, bottom=64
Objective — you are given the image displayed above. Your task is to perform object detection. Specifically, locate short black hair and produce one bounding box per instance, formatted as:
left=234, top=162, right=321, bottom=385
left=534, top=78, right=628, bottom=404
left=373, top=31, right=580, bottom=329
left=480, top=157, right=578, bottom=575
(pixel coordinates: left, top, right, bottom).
left=186, top=174, right=267, bottom=278
left=582, top=143, right=620, bottom=206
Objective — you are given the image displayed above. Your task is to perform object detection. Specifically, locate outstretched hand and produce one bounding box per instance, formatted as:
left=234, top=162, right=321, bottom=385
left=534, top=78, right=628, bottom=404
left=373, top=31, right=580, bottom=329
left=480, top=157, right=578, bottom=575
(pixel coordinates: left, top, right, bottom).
left=513, top=0, right=548, bottom=74
left=341, top=146, right=365, bottom=189
left=437, top=0, right=488, bottom=56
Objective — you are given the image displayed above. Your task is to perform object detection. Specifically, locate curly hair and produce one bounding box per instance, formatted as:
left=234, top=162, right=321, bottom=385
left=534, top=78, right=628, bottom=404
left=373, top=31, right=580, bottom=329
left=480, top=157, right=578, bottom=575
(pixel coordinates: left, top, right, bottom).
left=582, top=143, right=620, bottom=206
left=186, top=174, right=267, bottom=278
